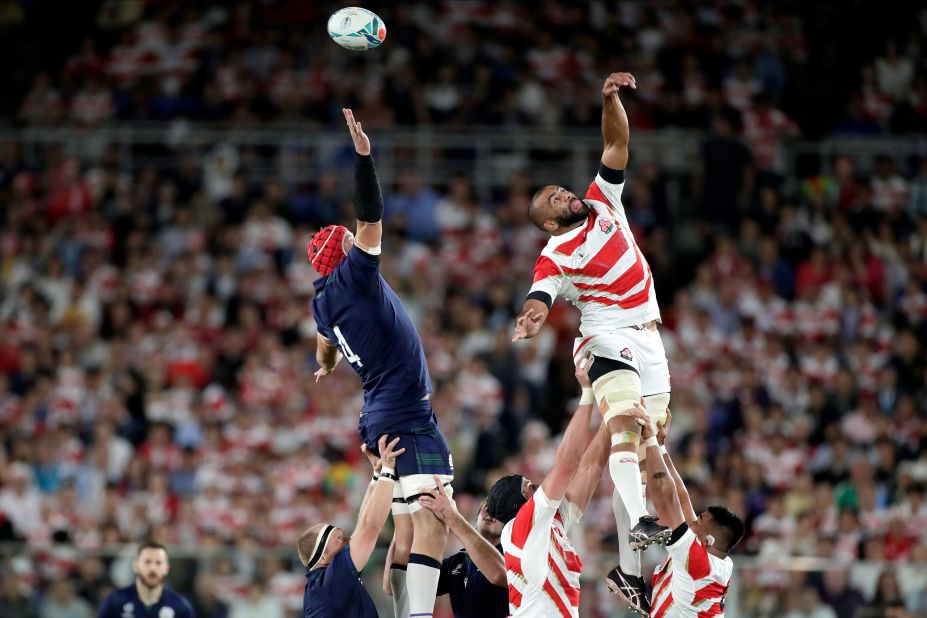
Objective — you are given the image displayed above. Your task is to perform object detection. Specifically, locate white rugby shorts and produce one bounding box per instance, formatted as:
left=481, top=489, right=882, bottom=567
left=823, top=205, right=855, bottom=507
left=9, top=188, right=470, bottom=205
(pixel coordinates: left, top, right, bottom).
left=572, top=325, right=671, bottom=397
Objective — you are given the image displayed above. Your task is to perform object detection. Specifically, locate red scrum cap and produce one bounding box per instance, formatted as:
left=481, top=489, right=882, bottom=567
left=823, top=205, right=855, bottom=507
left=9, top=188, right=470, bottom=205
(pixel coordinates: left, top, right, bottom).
left=307, top=225, right=352, bottom=276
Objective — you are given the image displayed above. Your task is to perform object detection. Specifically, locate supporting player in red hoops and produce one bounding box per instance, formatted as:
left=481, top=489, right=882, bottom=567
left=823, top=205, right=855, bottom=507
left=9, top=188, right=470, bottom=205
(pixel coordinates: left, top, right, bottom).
left=612, top=407, right=745, bottom=617
left=486, top=354, right=612, bottom=618
left=513, top=71, right=672, bottom=596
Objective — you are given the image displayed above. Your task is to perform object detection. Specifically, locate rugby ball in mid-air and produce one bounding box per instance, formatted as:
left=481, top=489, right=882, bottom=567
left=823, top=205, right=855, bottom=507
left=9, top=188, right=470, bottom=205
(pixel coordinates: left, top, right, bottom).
left=328, top=7, right=386, bottom=51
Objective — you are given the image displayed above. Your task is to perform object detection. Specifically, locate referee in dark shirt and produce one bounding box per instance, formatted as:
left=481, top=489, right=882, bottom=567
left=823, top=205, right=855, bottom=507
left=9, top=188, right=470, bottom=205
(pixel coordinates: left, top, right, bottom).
left=97, top=540, right=194, bottom=618
left=418, top=478, right=508, bottom=618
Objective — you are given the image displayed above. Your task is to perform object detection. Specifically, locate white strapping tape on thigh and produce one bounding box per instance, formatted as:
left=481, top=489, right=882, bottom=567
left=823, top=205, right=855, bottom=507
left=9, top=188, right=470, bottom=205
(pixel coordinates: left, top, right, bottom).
left=392, top=477, right=411, bottom=515
left=401, top=474, right=454, bottom=515
left=593, top=369, right=642, bottom=424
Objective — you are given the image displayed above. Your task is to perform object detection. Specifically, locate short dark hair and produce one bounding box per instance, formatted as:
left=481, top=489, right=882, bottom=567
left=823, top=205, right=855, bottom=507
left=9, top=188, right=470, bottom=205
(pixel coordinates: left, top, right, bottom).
left=137, top=540, right=167, bottom=556
left=706, top=505, right=745, bottom=553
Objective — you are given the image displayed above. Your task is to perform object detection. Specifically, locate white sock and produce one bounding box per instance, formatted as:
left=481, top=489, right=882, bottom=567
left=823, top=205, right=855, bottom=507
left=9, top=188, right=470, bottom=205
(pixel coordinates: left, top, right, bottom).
left=612, top=488, right=642, bottom=577
left=609, top=451, right=647, bottom=523
left=407, top=553, right=441, bottom=617
left=391, top=566, right=409, bottom=617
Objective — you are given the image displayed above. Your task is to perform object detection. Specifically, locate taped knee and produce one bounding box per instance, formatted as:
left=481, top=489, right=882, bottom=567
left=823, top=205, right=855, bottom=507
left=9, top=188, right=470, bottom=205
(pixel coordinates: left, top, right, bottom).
left=638, top=392, right=670, bottom=460
left=644, top=392, right=670, bottom=426
left=594, top=369, right=642, bottom=424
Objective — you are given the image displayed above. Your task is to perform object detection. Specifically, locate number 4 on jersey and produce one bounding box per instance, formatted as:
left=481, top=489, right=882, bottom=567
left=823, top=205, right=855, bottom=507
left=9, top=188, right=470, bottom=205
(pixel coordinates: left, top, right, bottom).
left=333, top=325, right=363, bottom=367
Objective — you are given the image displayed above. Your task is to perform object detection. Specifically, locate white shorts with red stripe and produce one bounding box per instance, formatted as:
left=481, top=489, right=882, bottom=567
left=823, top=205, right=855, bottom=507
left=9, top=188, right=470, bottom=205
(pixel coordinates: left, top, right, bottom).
left=572, top=325, right=670, bottom=397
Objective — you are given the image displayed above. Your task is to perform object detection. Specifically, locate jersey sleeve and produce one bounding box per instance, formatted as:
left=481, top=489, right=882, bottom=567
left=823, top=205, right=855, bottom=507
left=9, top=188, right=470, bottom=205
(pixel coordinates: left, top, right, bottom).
left=585, top=163, right=628, bottom=223
left=528, top=255, right=563, bottom=307
left=665, top=523, right=713, bottom=581
left=558, top=498, right=584, bottom=532
left=338, top=245, right=382, bottom=294
left=509, top=488, right=561, bottom=582
left=96, top=595, right=114, bottom=618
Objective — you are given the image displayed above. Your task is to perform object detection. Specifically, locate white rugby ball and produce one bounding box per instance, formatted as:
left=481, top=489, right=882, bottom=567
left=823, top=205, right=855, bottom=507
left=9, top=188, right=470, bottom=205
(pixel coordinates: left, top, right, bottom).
left=327, top=7, right=387, bottom=51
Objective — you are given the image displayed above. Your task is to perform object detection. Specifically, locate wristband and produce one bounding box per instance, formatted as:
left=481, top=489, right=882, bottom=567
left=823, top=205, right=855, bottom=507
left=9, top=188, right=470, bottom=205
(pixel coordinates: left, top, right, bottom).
left=644, top=436, right=659, bottom=448
left=371, top=473, right=379, bottom=483
left=660, top=445, right=668, bottom=455
left=379, top=467, right=397, bottom=481
left=579, top=387, right=594, bottom=405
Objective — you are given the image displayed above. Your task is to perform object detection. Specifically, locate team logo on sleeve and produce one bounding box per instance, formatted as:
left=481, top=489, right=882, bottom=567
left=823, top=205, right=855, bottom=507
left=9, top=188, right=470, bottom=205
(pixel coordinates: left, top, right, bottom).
left=598, top=218, right=615, bottom=234
left=620, top=347, right=633, bottom=362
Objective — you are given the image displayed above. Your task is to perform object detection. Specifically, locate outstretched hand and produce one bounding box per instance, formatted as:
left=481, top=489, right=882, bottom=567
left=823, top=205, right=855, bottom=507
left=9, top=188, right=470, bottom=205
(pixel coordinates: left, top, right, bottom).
left=361, top=443, right=382, bottom=474
left=512, top=309, right=543, bottom=341
left=377, top=435, right=405, bottom=469
left=602, top=72, right=637, bottom=97
left=625, top=401, right=652, bottom=436
left=314, top=366, right=333, bottom=383
left=343, top=108, right=371, bottom=156
left=574, top=352, right=595, bottom=388
left=417, top=475, right=458, bottom=523
left=657, top=408, right=672, bottom=445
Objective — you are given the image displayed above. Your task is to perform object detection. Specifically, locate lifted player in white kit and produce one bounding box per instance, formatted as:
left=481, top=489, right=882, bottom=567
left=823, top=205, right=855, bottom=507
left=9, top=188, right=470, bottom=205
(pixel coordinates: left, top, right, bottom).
left=513, top=71, right=672, bottom=601
left=615, top=407, right=745, bottom=617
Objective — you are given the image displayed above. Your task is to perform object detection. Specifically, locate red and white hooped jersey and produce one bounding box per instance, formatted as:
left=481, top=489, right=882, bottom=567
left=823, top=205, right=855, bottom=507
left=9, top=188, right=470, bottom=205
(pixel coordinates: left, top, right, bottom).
left=650, top=525, right=733, bottom=617
left=529, top=172, right=661, bottom=334
left=501, top=487, right=583, bottom=618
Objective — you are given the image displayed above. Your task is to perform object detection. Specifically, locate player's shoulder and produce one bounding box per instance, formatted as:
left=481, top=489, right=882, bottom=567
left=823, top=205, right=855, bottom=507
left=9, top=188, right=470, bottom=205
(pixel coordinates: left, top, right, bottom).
left=161, top=586, right=193, bottom=618
left=347, top=244, right=381, bottom=266
left=665, top=522, right=697, bottom=550
left=331, top=545, right=360, bottom=576
left=107, top=584, right=136, bottom=602
left=164, top=586, right=192, bottom=609
left=98, top=586, right=134, bottom=613
left=533, top=485, right=562, bottom=509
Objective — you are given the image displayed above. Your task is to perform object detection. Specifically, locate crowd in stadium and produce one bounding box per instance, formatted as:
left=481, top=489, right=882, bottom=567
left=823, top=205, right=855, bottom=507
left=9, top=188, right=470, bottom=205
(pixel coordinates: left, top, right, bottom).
left=0, top=1, right=926, bottom=617
left=8, top=0, right=927, bottom=136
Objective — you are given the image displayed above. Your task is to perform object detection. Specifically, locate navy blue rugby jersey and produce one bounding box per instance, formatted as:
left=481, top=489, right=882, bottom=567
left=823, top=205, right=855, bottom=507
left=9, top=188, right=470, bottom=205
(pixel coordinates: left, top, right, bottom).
left=312, top=245, right=433, bottom=441
left=303, top=546, right=378, bottom=618
left=97, top=583, right=194, bottom=618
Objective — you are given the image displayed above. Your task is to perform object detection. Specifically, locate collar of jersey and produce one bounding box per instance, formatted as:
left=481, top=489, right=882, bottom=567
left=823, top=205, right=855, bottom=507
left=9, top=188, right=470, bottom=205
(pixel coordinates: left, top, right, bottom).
left=547, top=212, right=590, bottom=247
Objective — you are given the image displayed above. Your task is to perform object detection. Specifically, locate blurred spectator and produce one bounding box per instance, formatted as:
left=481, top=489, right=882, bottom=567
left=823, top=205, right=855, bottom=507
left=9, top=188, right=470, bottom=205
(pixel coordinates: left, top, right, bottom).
left=874, top=42, right=915, bottom=102
left=69, top=77, right=115, bottom=127
left=696, top=111, right=753, bottom=225
left=385, top=169, right=441, bottom=242
left=818, top=569, right=865, bottom=617
left=39, top=579, right=93, bottom=618
left=0, top=570, right=38, bottom=618
left=0, top=462, right=42, bottom=540
left=227, top=577, right=284, bottom=618
left=18, top=73, right=64, bottom=126
left=783, top=586, right=837, bottom=618
left=742, top=93, right=800, bottom=185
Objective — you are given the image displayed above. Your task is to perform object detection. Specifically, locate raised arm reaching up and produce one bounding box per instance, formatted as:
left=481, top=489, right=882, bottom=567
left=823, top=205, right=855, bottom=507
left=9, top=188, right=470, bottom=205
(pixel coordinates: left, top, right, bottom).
left=343, top=108, right=383, bottom=252
left=600, top=72, right=636, bottom=172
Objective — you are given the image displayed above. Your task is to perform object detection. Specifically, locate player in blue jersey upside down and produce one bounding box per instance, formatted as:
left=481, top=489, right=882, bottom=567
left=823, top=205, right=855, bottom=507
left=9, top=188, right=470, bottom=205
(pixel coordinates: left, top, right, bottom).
left=308, top=108, right=452, bottom=618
